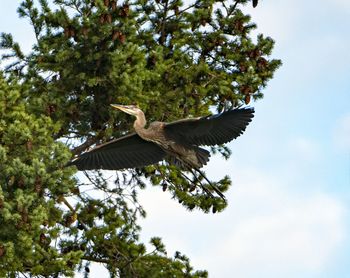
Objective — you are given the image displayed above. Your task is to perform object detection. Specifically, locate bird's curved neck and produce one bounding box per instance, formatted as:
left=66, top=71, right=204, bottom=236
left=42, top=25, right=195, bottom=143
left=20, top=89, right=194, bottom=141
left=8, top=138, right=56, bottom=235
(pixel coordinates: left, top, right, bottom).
left=134, top=110, right=147, bottom=132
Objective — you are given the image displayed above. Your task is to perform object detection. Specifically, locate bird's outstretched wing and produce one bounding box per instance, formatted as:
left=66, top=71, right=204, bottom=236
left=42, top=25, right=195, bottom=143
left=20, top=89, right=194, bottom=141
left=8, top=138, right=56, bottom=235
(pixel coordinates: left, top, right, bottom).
left=164, top=107, right=254, bottom=146
left=67, top=133, right=166, bottom=170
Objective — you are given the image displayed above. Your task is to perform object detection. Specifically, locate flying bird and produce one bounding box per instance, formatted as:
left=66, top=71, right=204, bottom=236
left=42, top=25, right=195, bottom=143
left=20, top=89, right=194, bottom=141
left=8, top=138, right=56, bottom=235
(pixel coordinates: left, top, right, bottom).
left=68, top=105, right=254, bottom=199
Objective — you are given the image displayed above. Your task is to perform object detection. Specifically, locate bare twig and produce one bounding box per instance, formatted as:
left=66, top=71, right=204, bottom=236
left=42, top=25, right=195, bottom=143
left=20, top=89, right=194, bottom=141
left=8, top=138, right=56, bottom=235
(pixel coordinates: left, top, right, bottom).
left=62, top=197, right=75, bottom=212
left=232, top=0, right=241, bottom=13
left=165, top=3, right=197, bottom=21
left=71, top=136, right=99, bottom=155
left=158, top=0, right=169, bottom=45
left=82, top=256, right=109, bottom=264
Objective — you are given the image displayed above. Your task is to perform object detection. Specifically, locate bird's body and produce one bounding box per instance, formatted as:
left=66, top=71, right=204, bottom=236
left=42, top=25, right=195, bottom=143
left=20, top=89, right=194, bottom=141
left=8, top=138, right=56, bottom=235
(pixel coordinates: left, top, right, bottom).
left=68, top=105, right=254, bottom=172
left=119, top=107, right=205, bottom=169
left=67, top=105, right=254, bottom=199
left=136, top=119, right=209, bottom=169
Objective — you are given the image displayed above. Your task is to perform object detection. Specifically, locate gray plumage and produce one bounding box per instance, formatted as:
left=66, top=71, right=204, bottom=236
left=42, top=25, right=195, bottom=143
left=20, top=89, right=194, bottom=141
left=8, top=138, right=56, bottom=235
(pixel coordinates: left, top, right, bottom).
left=67, top=105, right=255, bottom=171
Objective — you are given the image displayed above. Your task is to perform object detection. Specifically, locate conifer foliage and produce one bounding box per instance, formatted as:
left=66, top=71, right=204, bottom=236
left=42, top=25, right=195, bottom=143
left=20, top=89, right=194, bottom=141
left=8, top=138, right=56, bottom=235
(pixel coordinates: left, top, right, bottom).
left=1, top=0, right=280, bottom=276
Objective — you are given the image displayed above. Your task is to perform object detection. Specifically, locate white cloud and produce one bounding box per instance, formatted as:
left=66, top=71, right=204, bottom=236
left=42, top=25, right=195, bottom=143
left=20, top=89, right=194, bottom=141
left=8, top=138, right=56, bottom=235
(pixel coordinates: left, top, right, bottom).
left=333, top=114, right=350, bottom=151
left=138, top=168, right=347, bottom=278
left=197, top=194, right=345, bottom=277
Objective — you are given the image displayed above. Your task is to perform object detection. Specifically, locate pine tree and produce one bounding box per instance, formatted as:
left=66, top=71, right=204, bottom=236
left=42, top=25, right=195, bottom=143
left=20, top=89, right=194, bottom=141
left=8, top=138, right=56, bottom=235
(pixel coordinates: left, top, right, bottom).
left=0, top=0, right=281, bottom=276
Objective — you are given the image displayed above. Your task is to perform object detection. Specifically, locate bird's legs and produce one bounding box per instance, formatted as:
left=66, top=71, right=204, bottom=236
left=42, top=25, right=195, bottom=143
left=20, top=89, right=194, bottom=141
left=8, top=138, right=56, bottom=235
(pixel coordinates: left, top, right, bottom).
left=188, top=168, right=226, bottom=202
left=157, top=162, right=226, bottom=201
left=178, top=169, right=216, bottom=199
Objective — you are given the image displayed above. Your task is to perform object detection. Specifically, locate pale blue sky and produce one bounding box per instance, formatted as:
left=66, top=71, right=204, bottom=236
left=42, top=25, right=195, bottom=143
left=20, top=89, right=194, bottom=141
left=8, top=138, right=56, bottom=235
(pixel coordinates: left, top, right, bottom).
left=1, top=1, right=349, bottom=277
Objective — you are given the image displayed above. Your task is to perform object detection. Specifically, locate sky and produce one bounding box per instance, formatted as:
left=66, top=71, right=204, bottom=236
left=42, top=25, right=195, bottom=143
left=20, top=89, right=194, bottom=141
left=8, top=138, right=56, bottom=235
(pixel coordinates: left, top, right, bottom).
left=1, top=1, right=349, bottom=277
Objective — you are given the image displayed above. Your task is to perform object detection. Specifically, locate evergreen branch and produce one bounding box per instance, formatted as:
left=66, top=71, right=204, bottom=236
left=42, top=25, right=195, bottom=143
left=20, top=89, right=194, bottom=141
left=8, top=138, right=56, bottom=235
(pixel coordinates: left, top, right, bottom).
left=0, top=0, right=280, bottom=275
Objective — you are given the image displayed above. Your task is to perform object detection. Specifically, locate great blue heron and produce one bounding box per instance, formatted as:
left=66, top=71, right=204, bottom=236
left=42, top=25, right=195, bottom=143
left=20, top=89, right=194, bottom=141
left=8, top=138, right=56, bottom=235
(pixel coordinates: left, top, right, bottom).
left=68, top=105, right=254, bottom=199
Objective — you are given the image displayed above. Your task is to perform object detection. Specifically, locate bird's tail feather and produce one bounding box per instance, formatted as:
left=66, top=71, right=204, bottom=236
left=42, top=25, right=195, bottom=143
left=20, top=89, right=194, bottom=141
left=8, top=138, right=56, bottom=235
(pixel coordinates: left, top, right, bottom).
left=195, top=147, right=210, bottom=167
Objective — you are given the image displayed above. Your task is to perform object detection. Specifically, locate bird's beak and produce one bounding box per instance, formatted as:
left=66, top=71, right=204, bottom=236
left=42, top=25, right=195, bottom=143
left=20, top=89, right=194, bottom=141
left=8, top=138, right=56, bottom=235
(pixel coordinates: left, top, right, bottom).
left=111, top=104, right=124, bottom=111
left=110, top=104, right=132, bottom=115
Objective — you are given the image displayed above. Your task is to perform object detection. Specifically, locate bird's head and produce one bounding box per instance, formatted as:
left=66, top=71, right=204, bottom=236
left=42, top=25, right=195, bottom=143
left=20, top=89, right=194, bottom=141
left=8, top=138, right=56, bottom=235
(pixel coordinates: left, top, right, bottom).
left=110, top=104, right=142, bottom=117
